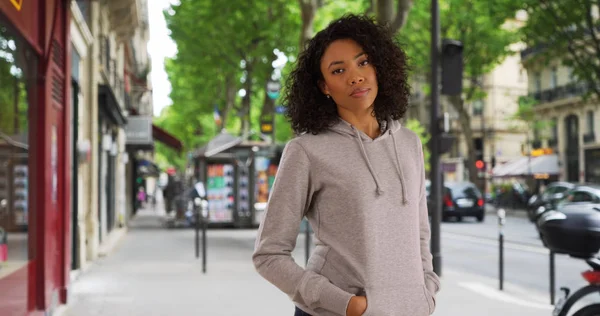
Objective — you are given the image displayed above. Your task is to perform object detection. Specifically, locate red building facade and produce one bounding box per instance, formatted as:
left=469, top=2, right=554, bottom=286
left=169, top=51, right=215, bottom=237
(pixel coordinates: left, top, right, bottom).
left=0, top=1, right=71, bottom=314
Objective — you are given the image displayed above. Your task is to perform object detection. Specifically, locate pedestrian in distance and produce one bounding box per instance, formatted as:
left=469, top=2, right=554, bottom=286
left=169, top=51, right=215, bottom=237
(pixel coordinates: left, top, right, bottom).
left=252, top=14, right=440, bottom=316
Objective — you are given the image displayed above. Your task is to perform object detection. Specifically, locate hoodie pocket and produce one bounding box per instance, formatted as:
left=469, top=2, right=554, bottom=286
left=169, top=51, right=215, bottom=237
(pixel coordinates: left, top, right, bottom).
left=362, top=285, right=430, bottom=316
left=319, top=250, right=363, bottom=295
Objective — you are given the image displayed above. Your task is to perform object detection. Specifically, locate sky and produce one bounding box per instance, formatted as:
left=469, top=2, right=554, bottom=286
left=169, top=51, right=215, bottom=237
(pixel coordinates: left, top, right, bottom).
left=147, top=0, right=178, bottom=117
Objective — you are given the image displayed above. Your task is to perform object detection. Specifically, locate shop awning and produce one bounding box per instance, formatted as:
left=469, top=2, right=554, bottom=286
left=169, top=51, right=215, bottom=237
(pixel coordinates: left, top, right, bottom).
left=193, top=131, right=242, bottom=158
left=137, top=159, right=160, bottom=177
left=492, top=154, right=560, bottom=178
left=152, top=124, right=182, bottom=152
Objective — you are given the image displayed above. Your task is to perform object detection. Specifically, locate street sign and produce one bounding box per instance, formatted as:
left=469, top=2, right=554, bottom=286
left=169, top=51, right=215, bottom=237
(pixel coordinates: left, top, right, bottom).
left=275, top=105, right=286, bottom=114
left=267, top=80, right=281, bottom=100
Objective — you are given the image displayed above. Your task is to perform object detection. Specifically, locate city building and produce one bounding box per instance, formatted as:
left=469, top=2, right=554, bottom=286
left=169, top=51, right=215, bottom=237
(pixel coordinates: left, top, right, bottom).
left=520, top=49, right=600, bottom=183
left=0, top=0, right=71, bottom=314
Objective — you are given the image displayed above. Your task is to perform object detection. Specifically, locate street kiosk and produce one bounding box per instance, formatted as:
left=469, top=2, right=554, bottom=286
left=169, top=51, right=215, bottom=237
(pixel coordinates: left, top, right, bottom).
left=192, top=131, right=282, bottom=228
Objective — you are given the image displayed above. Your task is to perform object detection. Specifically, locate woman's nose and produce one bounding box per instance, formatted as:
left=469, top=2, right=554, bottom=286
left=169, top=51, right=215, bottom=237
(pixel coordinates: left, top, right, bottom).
left=348, top=76, right=364, bottom=85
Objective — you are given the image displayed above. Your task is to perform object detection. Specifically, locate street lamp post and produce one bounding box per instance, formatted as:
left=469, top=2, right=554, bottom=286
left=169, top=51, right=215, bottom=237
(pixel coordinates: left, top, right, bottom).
left=430, top=0, right=443, bottom=277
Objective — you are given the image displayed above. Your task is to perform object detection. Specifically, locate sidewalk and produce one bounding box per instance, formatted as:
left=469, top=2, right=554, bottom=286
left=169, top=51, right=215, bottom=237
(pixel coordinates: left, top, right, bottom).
left=65, top=208, right=553, bottom=316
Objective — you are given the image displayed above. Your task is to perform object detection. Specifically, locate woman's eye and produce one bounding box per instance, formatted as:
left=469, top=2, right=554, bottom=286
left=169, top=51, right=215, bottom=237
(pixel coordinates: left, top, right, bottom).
left=332, top=69, right=344, bottom=75
left=359, top=59, right=370, bottom=66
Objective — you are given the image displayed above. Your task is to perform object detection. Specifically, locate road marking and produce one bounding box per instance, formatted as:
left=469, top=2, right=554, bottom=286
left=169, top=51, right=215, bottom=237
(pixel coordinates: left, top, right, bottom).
left=444, top=232, right=549, bottom=254
left=459, top=282, right=553, bottom=310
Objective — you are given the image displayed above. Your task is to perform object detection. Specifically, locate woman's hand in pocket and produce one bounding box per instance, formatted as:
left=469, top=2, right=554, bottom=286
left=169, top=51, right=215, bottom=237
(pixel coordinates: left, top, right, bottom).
left=346, top=296, right=367, bottom=316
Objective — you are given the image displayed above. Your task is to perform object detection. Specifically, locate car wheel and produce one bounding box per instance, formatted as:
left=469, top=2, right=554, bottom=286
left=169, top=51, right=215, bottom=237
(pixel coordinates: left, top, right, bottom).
left=456, top=216, right=463, bottom=222
left=476, top=214, right=485, bottom=222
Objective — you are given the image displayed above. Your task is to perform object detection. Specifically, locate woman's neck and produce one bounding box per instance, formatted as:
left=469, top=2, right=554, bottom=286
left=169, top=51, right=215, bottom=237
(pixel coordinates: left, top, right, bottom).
left=338, top=110, right=380, bottom=139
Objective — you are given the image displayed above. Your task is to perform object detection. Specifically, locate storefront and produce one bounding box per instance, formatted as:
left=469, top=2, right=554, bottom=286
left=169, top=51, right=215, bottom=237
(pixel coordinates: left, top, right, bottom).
left=0, top=1, right=71, bottom=314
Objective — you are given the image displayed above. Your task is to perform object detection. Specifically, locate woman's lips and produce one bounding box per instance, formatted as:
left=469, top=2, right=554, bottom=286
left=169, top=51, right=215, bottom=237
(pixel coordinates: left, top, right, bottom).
left=350, top=88, right=370, bottom=98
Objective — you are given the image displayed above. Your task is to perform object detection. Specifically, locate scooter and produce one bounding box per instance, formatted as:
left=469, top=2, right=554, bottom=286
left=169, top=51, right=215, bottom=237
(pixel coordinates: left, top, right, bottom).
left=553, top=256, right=600, bottom=316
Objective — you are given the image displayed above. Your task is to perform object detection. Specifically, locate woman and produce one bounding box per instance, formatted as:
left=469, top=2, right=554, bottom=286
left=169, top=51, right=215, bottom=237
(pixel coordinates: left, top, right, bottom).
left=253, top=14, right=440, bottom=316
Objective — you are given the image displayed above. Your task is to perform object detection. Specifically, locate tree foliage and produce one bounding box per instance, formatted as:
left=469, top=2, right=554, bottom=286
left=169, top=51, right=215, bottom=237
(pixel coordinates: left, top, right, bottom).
left=501, top=0, right=600, bottom=99
left=157, top=0, right=421, bottom=170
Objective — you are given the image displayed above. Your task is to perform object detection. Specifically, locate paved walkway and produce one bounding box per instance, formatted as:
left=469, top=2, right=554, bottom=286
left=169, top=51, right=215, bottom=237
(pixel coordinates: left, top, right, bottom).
left=65, top=206, right=554, bottom=316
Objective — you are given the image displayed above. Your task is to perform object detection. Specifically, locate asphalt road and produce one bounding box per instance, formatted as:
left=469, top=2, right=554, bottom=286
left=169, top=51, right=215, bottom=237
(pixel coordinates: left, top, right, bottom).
left=441, top=208, right=590, bottom=302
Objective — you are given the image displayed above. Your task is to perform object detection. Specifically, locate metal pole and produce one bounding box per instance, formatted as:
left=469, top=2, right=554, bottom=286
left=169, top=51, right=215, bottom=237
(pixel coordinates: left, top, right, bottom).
left=305, top=220, right=311, bottom=265
left=202, top=215, right=207, bottom=274
left=195, top=209, right=200, bottom=258
left=498, top=208, right=505, bottom=290
left=430, top=0, right=443, bottom=277
left=550, top=251, right=555, bottom=304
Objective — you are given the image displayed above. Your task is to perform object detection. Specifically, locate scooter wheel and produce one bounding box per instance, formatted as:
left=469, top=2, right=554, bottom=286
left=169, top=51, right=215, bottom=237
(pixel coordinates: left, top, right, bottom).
left=574, top=304, right=600, bottom=316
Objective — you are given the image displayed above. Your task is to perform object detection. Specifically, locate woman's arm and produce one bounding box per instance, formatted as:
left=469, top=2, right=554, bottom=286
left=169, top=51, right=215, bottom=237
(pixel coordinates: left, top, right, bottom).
left=253, top=140, right=354, bottom=316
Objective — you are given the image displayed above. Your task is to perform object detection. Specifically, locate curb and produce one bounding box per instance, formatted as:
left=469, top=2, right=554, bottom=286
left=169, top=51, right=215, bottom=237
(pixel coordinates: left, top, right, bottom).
left=98, top=226, right=128, bottom=258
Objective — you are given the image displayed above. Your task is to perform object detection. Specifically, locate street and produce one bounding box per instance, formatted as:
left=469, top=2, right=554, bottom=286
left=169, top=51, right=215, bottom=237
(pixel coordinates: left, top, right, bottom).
left=442, top=208, right=588, bottom=301
left=63, top=202, right=582, bottom=316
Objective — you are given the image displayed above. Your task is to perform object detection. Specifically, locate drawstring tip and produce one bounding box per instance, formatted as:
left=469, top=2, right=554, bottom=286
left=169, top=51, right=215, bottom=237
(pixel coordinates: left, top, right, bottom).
left=402, top=199, right=409, bottom=205
left=376, top=188, right=383, bottom=196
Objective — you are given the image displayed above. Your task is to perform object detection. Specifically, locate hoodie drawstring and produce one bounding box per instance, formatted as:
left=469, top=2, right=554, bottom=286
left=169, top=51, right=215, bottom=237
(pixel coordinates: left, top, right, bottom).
left=390, top=130, right=409, bottom=205
left=352, top=126, right=384, bottom=196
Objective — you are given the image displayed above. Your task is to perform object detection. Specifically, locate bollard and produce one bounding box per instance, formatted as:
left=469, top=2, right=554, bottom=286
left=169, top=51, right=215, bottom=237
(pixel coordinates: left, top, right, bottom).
left=195, top=205, right=200, bottom=259
left=550, top=251, right=555, bottom=305
left=201, top=200, right=209, bottom=274
left=194, top=198, right=209, bottom=273
left=498, top=208, right=506, bottom=291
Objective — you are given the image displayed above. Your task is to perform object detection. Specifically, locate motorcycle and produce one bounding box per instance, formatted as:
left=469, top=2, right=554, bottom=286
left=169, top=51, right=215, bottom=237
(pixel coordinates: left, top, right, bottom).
left=553, top=256, right=600, bottom=316
left=537, top=204, right=600, bottom=316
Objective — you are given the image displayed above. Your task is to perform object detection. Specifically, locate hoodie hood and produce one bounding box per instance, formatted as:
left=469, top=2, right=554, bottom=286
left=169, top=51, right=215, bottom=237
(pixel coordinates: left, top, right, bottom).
left=328, top=118, right=409, bottom=205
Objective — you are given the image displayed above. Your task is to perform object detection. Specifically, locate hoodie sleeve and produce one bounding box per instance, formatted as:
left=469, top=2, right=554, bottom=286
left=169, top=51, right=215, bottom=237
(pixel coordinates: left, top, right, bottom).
left=416, top=137, right=441, bottom=309
left=252, top=140, right=354, bottom=316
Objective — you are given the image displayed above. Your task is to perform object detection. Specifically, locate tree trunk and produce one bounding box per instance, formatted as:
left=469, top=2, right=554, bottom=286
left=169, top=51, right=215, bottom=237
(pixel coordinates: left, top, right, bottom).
left=299, top=0, right=320, bottom=50
left=221, top=73, right=236, bottom=129
left=375, top=0, right=413, bottom=34
left=449, top=95, right=478, bottom=185
left=242, top=61, right=254, bottom=139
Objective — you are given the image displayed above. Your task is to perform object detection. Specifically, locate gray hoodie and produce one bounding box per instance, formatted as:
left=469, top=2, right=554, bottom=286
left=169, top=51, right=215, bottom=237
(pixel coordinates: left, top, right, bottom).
left=253, top=118, right=440, bottom=316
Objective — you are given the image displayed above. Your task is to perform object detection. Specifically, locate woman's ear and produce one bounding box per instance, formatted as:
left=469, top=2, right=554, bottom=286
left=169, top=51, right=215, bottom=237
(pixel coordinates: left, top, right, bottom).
left=319, top=80, right=329, bottom=96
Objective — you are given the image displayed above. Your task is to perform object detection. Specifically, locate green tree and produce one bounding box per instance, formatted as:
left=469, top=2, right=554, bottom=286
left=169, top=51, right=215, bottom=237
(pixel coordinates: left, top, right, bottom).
left=501, top=0, right=600, bottom=99
left=508, top=96, right=555, bottom=148
left=157, top=0, right=302, bottom=168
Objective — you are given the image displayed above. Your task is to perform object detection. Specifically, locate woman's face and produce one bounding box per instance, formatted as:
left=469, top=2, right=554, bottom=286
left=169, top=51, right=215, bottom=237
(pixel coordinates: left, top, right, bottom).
left=319, top=39, right=378, bottom=115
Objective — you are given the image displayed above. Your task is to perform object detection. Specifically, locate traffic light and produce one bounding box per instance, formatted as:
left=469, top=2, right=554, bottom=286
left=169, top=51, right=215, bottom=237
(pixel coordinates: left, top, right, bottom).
left=441, top=39, right=464, bottom=96
left=476, top=160, right=485, bottom=170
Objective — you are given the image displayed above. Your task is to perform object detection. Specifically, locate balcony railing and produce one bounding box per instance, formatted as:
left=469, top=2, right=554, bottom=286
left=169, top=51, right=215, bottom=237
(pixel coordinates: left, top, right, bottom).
left=99, top=35, right=125, bottom=108
left=529, top=82, right=595, bottom=104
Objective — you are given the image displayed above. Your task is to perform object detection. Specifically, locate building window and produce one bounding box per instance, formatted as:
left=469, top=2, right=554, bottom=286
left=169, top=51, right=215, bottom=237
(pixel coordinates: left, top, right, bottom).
left=76, top=1, right=91, bottom=27
left=518, top=68, right=526, bottom=83
left=0, top=18, right=39, bottom=272
left=551, top=67, right=558, bottom=89
left=588, top=111, right=595, bottom=134
left=569, top=68, right=576, bottom=82
left=472, top=99, right=483, bottom=116
left=534, top=72, right=542, bottom=93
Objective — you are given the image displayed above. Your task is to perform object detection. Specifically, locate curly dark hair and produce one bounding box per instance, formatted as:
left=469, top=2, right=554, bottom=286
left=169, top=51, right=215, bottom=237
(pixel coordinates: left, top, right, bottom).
left=284, top=14, right=411, bottom=135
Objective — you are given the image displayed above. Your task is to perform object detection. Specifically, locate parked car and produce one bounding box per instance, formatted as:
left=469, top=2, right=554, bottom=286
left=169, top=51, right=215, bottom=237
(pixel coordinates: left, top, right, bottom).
left=530, top=183, right=600, bottom=223
left=527, top=181, right=576, bottom=222
left=426, top=181, right=485, bottom=222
